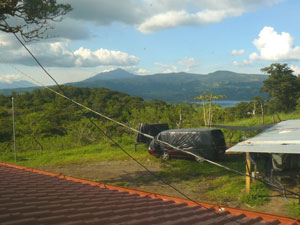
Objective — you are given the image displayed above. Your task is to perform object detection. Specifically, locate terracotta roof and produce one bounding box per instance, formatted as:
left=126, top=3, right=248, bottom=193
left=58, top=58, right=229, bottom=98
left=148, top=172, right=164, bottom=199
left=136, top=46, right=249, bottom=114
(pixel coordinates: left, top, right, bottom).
left=0, top=162, right=299, bottom=225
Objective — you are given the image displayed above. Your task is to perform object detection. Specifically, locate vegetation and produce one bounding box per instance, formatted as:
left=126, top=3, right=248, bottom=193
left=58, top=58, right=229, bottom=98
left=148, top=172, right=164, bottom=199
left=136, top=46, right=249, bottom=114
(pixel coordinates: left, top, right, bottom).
left=1, top=82, right=300, bottom=154
left=0, top=69, right=268, bottom=102
left=0, top=0, right=72, bottom=41
left=240, top=183, right=270, bottom=206
left=261, top=63, right=300, bottom=113
left=1, top=63, right=300, bottom=216
left=287, top=201, right=300, bottom=218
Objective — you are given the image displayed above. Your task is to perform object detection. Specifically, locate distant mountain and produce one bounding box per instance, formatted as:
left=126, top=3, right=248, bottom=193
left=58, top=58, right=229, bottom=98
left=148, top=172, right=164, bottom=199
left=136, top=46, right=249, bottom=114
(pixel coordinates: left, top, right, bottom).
left=83, top=68, right=137, bottom=82
left=0, top=80, right=36, bottom=89
left=66, top=69, right=268, bottom=102
left=0, top=69, right=268, bottom=102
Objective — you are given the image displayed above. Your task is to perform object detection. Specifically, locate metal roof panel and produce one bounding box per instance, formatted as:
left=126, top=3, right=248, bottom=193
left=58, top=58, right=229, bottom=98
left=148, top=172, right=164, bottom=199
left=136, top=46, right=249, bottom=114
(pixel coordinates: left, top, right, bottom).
left=227, top=120, right=300, bottom=154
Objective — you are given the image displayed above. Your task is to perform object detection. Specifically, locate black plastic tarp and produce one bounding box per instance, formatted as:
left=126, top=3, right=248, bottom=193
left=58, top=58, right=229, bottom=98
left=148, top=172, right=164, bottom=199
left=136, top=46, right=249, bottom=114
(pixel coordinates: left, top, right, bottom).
left=151, top=128, right=226, bottom=160
left=136, top=123, right=169, bottom=144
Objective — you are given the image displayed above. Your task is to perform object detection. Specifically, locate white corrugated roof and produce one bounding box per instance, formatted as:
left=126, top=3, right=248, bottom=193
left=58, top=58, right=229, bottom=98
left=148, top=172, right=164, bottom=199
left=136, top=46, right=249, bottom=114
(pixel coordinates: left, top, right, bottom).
left=226, top=120, right=300, bottom=154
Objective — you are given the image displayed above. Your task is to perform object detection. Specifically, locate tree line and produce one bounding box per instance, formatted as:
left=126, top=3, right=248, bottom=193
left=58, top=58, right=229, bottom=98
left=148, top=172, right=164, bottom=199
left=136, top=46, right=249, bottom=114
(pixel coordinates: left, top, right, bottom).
left=0, top=63, right=300, bottom=153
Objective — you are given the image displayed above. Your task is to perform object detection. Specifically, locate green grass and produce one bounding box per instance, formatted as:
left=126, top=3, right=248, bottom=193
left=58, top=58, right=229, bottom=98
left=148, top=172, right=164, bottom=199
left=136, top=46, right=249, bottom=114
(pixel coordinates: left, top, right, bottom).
left=240, top=183, right=270, bottom=206
left=2, top=112, right=300, bottom=209
left=287, top=201, right=300, bottom=218
left=0, top=137, right=152, bottom=168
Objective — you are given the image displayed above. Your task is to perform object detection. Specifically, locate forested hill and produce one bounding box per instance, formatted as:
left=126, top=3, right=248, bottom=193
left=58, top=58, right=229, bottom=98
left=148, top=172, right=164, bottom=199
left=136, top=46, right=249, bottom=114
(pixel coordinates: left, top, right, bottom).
left=0, top=85, right=260, bottom=152
left=0, top=69, right=268, bottom=102
left=68, top=69, right=268, bottom=102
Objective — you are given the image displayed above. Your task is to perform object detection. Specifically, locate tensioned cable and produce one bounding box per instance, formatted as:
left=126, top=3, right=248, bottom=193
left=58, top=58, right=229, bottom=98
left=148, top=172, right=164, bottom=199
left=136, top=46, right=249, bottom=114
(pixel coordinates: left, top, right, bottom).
left=5, top=52, right=300, bottom=201
left=5, top=37, right=300, bottom=225
left=5, top=23, right=300, bottom=201
left=3, top=61, right=245, bottom=224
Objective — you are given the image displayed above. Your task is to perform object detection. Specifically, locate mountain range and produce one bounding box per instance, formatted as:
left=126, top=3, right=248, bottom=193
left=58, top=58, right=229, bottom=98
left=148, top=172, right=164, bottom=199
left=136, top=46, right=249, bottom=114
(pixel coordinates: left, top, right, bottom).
left=67, top=69, right=268, bottom=102
left=0, top=69, right=268, bottom=102
left=0, top=80, right=36, bottom=89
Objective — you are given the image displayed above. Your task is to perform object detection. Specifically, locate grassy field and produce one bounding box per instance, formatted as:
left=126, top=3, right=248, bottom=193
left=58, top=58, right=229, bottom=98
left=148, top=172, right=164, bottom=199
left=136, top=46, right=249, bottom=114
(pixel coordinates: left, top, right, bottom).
left=1, top=113, right=300, bottom=217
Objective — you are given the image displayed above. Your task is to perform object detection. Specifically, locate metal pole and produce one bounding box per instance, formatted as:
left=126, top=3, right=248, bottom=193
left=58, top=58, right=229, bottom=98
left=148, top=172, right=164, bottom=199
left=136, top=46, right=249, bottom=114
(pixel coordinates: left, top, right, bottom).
left=12, top=97, right=17, bottom=162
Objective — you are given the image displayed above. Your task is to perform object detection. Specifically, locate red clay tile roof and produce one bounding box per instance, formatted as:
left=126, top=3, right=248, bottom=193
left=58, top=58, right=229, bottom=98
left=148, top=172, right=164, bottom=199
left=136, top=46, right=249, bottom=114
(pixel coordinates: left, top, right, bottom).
left=0, top=162, right=299, bottom=225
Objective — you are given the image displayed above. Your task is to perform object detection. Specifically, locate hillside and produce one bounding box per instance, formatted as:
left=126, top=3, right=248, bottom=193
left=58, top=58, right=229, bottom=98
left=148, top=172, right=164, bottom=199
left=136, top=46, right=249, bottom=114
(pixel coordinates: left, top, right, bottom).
left=68, top=69, right=268, bottom=102
left=83, top=68, right=137, bottom=81
left=0, top=69, right=268, bottom=102
left=0, top=80, right=36, bottom=89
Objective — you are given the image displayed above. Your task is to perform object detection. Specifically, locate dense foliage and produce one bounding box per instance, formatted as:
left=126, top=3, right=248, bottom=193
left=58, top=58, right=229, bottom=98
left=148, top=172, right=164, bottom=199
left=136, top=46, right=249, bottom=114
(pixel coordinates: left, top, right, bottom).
left=0, top=86, right=265, bottom=153
left=261, top=63, right=300, bottom=113
left=0, top=0, right=72, bottom=41
left=1, top=80, right=299, bottom=154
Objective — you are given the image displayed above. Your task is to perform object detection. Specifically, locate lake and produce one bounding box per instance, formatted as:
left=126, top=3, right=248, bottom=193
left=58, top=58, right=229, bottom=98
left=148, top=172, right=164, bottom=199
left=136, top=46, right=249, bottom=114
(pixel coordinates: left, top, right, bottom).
left=194, top=100, right=248, bottom=108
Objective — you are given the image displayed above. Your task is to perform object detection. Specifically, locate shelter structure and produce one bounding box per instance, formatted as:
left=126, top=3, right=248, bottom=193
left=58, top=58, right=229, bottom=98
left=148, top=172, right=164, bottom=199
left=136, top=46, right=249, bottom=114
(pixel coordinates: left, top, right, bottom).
left=226, top=120, right=300, bottom=193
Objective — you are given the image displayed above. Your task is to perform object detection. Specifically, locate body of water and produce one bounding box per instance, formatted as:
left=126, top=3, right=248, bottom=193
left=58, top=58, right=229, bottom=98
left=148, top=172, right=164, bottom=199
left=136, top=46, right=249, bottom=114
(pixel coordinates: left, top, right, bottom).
left=213, top=100, right=248, bottom=108
left=193, top=100, right=248, bottom=108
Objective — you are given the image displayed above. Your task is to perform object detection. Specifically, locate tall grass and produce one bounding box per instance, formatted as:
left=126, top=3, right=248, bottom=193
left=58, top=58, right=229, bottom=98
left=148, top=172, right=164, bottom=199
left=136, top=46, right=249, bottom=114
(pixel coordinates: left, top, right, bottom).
left=0, top=135, right=151, bottom=168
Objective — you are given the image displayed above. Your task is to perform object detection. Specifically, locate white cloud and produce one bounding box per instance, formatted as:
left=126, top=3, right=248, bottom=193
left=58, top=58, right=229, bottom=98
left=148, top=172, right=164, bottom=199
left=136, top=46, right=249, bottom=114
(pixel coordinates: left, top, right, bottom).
left=136, top=68, right=151, bottom=75
left=0, top=41, right=140, bottom=68
left=0, top=74, right=22, bottom=83
left=250, top=26, right=300, bottom=61
left=137, top=8, right=243, bottom=33
left=231, top=49, right=245, bottom=56
left=154, top=57, right=200, bottom=73
left=290, top=65, right=300, bottom=75
left=59, top=0, right=284, bottom=34
left=74, top=47, right=140, bottom=67
left=154, top=62, right=179, bottom=73
left=233, top=61, right=240, bottom=66
left=177, top=57, right=200, bottom=71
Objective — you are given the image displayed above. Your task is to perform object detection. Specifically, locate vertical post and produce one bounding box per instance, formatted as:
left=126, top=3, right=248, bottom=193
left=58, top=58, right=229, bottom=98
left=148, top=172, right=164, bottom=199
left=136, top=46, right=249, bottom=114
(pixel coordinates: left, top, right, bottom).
left=246, top=152, right=251, bottom=194
left=177, top=109, right=182, bottom=128
left=12, top=97, right=17, bottom=162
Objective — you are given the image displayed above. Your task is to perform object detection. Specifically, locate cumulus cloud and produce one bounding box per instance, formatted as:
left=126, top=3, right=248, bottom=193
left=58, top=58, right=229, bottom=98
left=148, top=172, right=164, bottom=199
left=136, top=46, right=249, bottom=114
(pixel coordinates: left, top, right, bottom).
left=0, top=33, right=20, bottom=49
left=154, top=57, right=200, bottom=73
left=135, top=68, right=151, bottom=75
left=0, top=74, right=22, bottom=83
left=154, top=62, right=179, bottom=73
left=74, top=47, right=140, bottom=67
left=46, top=18, right=91, bottom=40
left=177, top=57, right=200, bottom=71
left=249, top=26, right=300, bottom=61
left=0, top=39, right=140, bottom=68
left=137, top=8, right=243, bottom=33
left=231, top=49, right=245, bottom=56
left=290, top=65, right=300, bottom=75
left=58, top=0, right=283, bottom=34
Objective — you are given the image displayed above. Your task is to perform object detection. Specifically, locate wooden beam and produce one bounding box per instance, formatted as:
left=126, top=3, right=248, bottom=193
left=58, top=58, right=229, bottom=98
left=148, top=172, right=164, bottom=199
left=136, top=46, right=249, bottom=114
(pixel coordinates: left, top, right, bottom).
left=246, top=152, right=251, bottom=194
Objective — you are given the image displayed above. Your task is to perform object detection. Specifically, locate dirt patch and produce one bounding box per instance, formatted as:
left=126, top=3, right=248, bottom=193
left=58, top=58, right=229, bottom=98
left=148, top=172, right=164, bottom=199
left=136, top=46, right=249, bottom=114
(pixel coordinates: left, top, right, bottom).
left=38, top=160, right=298, bottom=218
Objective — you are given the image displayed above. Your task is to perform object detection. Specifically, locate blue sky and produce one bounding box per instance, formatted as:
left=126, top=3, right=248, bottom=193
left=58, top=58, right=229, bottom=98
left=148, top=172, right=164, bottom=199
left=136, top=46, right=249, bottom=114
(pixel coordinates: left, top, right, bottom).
left=1, top=0, right=300, bottom=85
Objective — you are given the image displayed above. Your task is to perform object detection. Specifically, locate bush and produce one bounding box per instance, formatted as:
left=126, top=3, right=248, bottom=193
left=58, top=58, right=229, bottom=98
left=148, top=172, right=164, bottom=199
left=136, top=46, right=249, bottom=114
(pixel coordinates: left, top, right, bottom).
left=240, top=183, right=270, bottom=206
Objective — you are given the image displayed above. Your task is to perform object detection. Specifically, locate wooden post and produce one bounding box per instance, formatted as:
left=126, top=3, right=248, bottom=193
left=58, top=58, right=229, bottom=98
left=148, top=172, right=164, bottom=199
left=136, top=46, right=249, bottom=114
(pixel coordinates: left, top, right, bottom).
left=246, top=152, right=251, bottom=194
left=261, top=103, right=264, bottom=125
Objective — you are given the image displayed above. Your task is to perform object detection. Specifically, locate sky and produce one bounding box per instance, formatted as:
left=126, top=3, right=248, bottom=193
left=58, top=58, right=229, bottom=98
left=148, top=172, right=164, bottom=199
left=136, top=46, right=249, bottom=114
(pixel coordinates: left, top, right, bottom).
left=1, top=0, right=300, bottom=85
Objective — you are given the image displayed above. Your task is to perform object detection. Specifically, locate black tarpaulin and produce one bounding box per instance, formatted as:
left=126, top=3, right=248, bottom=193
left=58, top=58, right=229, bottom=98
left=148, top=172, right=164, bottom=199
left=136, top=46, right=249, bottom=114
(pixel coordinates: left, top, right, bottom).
left=136, top=123, right=169, bottom=144
left=151, top=128, right=226, bottom=160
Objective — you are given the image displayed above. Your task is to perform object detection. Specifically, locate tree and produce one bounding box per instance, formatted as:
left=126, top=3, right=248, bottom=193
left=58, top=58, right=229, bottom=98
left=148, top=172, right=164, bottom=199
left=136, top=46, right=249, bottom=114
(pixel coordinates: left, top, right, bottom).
left=251, top=96, right=265, bottom=125
left=0, top=0, right=72, bottom=41
left=193, top=92, right=225, bottom=126
left=261, top=63, right=300, bottom=113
